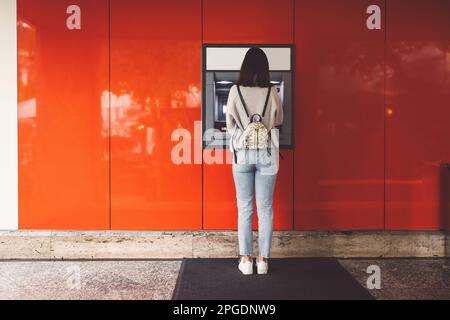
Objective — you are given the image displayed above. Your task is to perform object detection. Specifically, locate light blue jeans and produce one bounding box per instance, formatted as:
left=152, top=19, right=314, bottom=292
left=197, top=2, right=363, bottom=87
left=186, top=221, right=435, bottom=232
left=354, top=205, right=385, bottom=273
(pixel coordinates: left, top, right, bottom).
left=232, top=149, right=277, bottom=258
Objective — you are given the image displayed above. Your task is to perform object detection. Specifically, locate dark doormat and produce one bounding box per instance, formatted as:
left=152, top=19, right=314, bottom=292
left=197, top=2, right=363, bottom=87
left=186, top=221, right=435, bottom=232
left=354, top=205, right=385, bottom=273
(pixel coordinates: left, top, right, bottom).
left=172, top=258, right=374, bottom=300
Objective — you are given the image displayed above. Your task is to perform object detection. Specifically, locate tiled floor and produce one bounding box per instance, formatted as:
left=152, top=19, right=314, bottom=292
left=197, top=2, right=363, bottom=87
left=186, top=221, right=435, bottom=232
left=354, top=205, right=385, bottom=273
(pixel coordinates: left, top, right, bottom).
left=0, top=259, right=448, bottom=300
left=339, top=258, right=450, bottom=300
left=0, top=260, right=181, bottom=300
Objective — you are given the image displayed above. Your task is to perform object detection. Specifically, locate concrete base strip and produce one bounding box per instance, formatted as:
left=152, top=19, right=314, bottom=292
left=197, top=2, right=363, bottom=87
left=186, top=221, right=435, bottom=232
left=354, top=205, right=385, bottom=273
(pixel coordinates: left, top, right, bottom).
left=0, top=231, right=448, bottom=260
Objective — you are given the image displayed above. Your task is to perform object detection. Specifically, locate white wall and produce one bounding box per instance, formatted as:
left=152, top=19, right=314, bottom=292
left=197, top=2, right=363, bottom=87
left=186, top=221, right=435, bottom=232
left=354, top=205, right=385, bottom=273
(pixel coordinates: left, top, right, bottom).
left=0, top=0, right=18, bottom=230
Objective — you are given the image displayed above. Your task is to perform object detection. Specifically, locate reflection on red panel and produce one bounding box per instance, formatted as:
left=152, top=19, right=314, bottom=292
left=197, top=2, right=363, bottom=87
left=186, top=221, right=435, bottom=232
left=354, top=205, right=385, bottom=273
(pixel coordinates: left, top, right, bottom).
left=203, top=150, right=236, bottom=229
left=386, top=0, right=450, bottom=230
left=18, top=0, right=110, bottom=229
left=203, top=0, right=294, bottom=44
left=273, top=150, right=294, bottom=229
left=294, top=0, right=385, bottom=230
left=110, top=0, right=202, bottom=229
left=203, top=150, right=293, bottom=230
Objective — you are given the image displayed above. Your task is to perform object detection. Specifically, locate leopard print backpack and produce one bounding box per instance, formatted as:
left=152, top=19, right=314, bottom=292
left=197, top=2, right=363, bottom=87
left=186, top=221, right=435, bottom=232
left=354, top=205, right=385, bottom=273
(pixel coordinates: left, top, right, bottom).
left=235, top=85, right=273, bottom=162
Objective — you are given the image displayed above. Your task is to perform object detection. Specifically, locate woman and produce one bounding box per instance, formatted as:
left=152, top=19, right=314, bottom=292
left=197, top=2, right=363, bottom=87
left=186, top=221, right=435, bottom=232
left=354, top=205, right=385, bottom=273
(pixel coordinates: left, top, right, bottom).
left=225, top=47, right=284, bottom=275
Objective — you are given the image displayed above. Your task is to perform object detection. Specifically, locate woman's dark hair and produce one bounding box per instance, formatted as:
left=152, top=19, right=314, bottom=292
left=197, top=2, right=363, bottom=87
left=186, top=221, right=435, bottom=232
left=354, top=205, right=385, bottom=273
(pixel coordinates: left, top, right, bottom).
left=236, top=47, right=271, bottom=87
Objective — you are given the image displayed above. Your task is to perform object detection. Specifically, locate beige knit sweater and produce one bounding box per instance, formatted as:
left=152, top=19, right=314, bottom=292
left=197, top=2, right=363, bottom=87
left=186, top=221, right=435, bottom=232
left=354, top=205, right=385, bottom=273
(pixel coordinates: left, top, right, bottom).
left=226, top=84, right=284, bottom=151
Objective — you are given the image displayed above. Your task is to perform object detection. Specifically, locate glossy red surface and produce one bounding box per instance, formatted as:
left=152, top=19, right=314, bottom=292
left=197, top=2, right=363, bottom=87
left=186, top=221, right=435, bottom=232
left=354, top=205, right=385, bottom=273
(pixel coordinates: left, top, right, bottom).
left=18, top=0, right=110, bottom=229
left=203, top=0, right=294, bottom=44
left=202, top=0, right=294, bottom=230
left=203, top=150, right=294, bottom=230
left=294, top=0, right=385, bottom=230
left=385, top=0, right=450, bottom=230
left=16, top=0, right=449, bottom=231
left=110, top=0, right=202, bottom=229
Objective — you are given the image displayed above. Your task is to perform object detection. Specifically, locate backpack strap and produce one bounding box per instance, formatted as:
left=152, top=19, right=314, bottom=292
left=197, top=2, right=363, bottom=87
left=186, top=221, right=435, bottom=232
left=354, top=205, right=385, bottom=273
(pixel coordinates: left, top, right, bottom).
left=237, top=84, right=274, bottom=119
left=236, top=85, right=250, bottom=118
left=261, top=85, right=273, bottom=118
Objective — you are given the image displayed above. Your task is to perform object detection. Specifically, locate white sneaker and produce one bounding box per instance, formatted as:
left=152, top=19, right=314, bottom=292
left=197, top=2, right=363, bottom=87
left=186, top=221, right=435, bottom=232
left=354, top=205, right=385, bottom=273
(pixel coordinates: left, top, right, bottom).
left=256, top=258, right=269, bottom=274
left=238, top=256, right=253, bottom=275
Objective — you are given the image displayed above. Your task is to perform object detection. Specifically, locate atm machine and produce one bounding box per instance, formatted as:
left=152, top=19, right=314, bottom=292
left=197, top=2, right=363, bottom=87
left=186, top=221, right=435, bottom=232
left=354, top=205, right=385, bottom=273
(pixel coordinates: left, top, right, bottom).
left=202, top=44, right=294, bottom=149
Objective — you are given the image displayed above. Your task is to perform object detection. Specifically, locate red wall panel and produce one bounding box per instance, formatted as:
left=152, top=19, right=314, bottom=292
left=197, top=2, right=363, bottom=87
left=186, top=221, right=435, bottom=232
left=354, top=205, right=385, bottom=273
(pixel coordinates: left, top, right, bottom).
left=294, top=0, right=385, bottom=230
left=110, top=0, right=202, bottom=229
left=16, top=0, right=448, bottom=232
left=385, top=0, right=450, bottom=230
left=202, top=0, right=294, bottom=230
left=18, top=0, right=110, bottom=229
left=203, top=150, right=294, bottom=230
left=203, top=0, right=294, bottom=44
